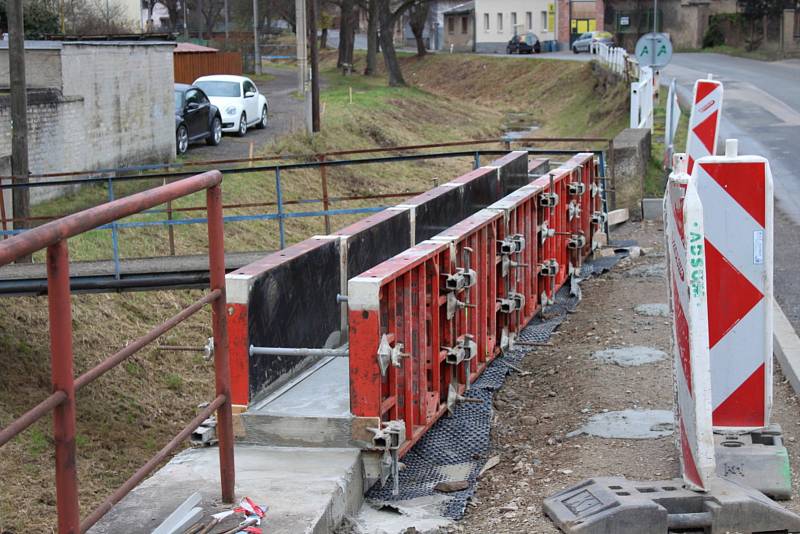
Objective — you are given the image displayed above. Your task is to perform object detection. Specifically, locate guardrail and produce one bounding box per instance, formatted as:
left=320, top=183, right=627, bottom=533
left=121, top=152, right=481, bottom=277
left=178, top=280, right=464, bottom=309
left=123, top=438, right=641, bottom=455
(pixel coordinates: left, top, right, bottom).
left=630, top=66, right=654, bottom=129
left=348, top=153, right=601, bottom=455
left=0, top=172, right=235, bottom=533
left=593, top=42, right=639, bottom=78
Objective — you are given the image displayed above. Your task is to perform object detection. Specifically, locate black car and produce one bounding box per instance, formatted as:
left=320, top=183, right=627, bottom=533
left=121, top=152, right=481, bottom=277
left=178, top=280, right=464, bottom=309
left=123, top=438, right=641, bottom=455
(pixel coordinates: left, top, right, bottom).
left=174, top=83, right=222, bottom=155
left=507, top=33, right=541, bottom=54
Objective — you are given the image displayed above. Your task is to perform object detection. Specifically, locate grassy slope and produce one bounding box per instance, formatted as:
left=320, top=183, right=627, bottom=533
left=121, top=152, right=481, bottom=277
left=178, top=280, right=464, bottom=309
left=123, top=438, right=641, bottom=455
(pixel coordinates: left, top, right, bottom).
left=0, top=53, right=628, bottom=532
left=644, top=89, right=690, bottom=197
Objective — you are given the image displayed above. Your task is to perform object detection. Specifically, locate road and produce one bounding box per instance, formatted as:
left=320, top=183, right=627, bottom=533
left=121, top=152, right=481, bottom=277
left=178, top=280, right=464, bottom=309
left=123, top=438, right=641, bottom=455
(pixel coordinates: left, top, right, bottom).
left=662, top=53, right=800, bottom=329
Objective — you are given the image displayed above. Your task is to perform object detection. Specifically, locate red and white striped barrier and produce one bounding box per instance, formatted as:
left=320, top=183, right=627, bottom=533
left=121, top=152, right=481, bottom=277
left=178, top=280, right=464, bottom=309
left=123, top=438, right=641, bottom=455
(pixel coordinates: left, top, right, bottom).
left=693, top=139, right=774, bottom=429
left=664, top=153, right=716, bottom=491
left=686, top=78, right=723, bottom=175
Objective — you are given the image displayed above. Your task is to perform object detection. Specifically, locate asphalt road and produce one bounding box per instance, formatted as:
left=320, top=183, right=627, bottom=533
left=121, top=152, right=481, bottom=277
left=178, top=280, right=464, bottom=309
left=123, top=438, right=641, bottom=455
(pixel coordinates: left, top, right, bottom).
left=662, top=53, right=800, bottom=329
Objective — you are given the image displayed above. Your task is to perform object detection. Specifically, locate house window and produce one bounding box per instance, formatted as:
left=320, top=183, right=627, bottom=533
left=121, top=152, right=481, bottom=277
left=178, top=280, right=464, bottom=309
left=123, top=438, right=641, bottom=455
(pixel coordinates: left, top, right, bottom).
left=497, top=13, right=503, bottom=32
left=461, top=16, right=468, bottom=34
left=541, top=11, right=548, bottom=31
left=448, top=16, right=455, bottom=34
left=526, top=11, right=532, bottom=30
left=484, top=12, right=490, bottom=31
left=511, top=12, right=517, bottom=30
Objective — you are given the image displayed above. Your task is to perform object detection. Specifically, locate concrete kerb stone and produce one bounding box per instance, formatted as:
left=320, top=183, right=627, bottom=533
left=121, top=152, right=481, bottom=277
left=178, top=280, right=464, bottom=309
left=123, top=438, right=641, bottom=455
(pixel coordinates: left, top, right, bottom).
left=774, top=298, right=800, bottom=397
left=543, top=476, right=800, bottom=534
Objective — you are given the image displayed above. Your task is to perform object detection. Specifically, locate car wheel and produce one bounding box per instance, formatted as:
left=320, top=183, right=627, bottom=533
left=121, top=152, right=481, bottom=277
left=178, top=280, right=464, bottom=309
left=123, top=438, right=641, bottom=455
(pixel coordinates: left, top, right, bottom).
left=237, top=112, right=247, bottom=137
left=207, top=116, right=222, bottom=146
left=176, top=125, right=189, bottom=155
left=572, top=46, right=579, bottom=54
left=256, top=106, right=267, bottom=129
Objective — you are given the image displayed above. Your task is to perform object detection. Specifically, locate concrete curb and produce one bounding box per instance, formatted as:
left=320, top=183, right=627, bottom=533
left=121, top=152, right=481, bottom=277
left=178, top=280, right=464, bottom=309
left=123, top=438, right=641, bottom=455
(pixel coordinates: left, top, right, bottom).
left=774, top=298, right=800, bottom=396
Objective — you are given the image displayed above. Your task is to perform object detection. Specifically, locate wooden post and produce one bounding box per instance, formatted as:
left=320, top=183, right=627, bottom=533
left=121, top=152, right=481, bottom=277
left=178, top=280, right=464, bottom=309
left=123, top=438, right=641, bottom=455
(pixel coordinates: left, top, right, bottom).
left=309, top=0, right=320, bottom=132
left=320, top=155, right=331, bottom=234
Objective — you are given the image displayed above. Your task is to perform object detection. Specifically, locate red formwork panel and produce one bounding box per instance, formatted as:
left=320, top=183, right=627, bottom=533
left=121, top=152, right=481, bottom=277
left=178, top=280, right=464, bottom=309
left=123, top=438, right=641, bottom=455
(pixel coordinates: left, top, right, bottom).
left=348, top=211, right=502, bottom=453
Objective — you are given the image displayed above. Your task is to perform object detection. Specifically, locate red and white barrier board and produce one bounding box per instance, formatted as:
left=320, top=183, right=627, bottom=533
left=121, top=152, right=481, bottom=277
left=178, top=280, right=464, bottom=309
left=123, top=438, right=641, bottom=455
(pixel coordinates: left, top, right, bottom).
left=693, top=141, right=774, bottom=429
left=664, top=154, right=716, bottom=491
left=685, top=78, right=723, bottom=175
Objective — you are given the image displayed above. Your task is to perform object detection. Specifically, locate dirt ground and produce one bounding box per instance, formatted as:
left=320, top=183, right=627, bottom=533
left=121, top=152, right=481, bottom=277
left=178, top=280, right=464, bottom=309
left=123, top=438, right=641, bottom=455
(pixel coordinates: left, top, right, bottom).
left=451, top=220, right=800, bottom=533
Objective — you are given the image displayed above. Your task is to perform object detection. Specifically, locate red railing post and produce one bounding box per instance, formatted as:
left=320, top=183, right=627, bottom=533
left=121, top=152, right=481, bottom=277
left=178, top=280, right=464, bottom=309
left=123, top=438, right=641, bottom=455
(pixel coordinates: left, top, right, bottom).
left=47, top=240, right=80, bottom=534
left=206, top=183, right=235, bottom=503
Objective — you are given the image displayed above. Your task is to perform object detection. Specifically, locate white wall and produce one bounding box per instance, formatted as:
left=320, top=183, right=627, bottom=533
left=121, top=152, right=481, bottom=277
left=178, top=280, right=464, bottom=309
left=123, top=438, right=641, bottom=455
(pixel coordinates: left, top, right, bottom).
left=474, top=0, right=556, bottom=52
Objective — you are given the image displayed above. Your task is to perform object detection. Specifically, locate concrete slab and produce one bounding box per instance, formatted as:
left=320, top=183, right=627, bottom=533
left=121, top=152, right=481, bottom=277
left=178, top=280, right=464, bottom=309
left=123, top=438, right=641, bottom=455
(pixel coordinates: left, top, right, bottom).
left=633, top=303, right=670, bottom=317
left=567, top=409, right=674, bottom=439
left=88, top=444, right=363, bottom=534
left=591, top=346, right=667, bottom=366
left=347, top=495, right=453, bottom=534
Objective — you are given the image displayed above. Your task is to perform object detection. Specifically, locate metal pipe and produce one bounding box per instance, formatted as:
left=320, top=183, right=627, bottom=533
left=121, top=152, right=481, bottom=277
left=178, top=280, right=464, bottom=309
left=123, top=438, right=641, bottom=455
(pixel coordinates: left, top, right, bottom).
left=0, top=171, right=222, bottom=266
left=275, top=167, right=286, bottom=249
left=79, top=394, right=226, bottom=533
left=74, top=290, right=220, bottom=391
left=206, top=183, right=235, bottom=504
left=0, top=390, right=66, bottom=447
left=249, top=345, right=349, bottom=358
left=47, top=240, right=80, bottom=534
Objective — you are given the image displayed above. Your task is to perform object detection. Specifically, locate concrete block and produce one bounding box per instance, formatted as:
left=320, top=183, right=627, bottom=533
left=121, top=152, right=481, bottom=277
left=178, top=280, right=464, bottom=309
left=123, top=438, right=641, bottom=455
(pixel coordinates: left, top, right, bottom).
left=611, top=128, right=651, bottom=220
left=543, top=476, right=800, bottom=534
left=641, top=198, right=663, bottom=220
left=715, top=424, right=792, bottom=500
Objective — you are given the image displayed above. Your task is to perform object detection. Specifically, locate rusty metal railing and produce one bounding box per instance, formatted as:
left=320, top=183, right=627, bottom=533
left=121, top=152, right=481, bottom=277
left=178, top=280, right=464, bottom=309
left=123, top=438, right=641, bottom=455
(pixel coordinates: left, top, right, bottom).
left=0, top=171, right=235, bottom=533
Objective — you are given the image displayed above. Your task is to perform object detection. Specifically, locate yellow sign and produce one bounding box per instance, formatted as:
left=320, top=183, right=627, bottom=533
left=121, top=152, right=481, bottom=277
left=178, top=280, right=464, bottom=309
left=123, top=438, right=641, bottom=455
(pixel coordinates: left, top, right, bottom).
left=589, top=19, right=597, bottom=31
left=547, top=4, right=555, bottom=32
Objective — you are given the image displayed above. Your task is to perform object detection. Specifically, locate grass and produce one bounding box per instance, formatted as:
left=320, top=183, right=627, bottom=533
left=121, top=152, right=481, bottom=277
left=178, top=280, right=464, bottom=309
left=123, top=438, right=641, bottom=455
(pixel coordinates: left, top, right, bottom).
left=644, top=88, right=689, bottom=197
left=0, top=52, right=629, bottom=533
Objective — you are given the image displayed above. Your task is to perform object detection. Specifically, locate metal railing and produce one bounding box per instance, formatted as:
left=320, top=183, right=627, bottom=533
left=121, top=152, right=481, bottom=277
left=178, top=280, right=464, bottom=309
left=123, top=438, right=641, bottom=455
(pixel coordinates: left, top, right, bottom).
left=0, top=138, right=610, bottom=279
left=630, top=66, right=655, bottom=130
left=0, top=171, right=235, bottom=533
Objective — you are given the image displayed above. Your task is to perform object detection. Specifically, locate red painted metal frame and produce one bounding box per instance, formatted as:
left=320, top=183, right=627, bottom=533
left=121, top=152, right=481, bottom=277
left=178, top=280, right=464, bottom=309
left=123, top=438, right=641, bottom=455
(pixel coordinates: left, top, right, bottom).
left=0, top=171, right=235, bottom=534
left=348, top=154, right=600, bottom=456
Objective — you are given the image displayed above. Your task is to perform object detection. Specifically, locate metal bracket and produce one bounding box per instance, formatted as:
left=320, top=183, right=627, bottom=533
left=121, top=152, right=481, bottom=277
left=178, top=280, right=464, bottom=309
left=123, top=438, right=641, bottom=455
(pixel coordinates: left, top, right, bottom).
left=376, top=334, right=406, bottom=377
left=369, top=420, right=406, bottom=496
left=592, top=211, right=607, bottom=225
left=591, top=183, right=600, bottom=198
left=539, top=221, right=555, bottom=245
left=498, top=291, right=525, bottom=314
left=442, top=335, right=477, bottom=366
left=567, top=234, right=587, bottom=250
left=203, top=337, right=214, bottom=361
left=540, top=259, right=559, bottom=277
left=567, top=200, right=581, bottom=221
left=499, top=234, right=525, bottom=255
left=539, top=192, right=559, bottom=208
left=444, top=267, right=477, bottom=291
left=567, top=182, right=586, bottom=196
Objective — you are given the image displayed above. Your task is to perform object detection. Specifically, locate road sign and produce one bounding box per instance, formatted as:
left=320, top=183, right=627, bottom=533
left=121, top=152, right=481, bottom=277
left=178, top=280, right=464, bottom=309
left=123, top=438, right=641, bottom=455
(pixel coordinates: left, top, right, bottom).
left=635, top=32, right=673, bottom=68
left=693, top=141, right=774, bottom=430
left=664, top=154, right=716, bottom=491
left=686, top=78, right=723, bottom=175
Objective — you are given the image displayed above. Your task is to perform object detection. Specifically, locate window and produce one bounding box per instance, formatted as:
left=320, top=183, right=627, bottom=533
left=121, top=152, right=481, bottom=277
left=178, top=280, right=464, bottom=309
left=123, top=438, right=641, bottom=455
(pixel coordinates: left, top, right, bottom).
left=185, top=89, right=201, bottom=106
left=511, top=12, right=517, bottom=29
left=448, top=16, right=455, bottom=34
left=497, top=13, right=503, bottom=32
left=195, top=81, right=240, bottom=97
left=243, top=80, right=256, bottom=96
left=541, top=11, right=548, bottom=31
left=461, top=16, right=468, bottom=34
left=484, top=12, right=490, bottom=31
left=526, top=11, right=532, bottom=30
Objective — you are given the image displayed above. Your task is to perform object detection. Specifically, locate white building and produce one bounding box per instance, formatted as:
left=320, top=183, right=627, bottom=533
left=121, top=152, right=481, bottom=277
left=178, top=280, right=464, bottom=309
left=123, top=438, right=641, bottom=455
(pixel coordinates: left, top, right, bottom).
left=473, top=0, right=557, bottom=52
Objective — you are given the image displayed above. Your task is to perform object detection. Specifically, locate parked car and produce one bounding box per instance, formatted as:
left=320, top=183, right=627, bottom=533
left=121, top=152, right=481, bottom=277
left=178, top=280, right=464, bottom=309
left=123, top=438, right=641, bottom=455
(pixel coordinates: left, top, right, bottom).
left=572, top=31, right=614, bottom=53
left=194, top=75, right=269, bottom=137
left=506, top=32, right=541, bottom=54
left=174, top=83, right=222, bottom=155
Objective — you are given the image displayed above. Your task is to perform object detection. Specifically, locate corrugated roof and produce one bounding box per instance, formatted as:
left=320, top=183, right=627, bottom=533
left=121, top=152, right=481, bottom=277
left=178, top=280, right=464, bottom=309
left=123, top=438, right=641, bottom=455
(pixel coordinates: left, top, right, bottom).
left=174, top=42, right=218, bottom=53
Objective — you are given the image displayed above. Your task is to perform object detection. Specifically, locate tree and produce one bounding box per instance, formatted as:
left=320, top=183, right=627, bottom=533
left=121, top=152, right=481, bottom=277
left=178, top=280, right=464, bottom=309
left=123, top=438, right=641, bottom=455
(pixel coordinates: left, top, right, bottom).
left=737, top=0, right=785, bottom=49
left=363, top=0, right=378, bottom=74
left=336, top=0, right=355, bottom=67
left=407, top=0, right=428, bottom=56
left=0, top=0, right=58, bottom=37
left=377, top=0, right=429, bottom=86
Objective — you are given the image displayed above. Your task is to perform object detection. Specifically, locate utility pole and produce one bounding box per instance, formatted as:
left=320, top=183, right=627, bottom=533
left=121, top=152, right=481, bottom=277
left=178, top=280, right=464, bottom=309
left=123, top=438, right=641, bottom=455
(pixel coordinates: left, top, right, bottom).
left=295, top=0, right=312, bottom=133
left=7, top=0, right=31, bottom=263
left=183, top=0, right=189, bottom=38
left=308, top=0, right=320, bottom=132
left=253, top=0, right=262, bottom=75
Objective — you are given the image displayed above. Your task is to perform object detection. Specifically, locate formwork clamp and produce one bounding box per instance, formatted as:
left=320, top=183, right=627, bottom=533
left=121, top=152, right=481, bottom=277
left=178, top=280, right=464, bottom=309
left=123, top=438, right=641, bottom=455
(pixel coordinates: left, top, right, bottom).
left=590, top=183, right=601, bottom=198
left=591, top=211, right=607, bottom=225
left=567, top=234, right=587, bottom=250
left=369, top=420, right=406, bottom=496
left=444, top=267, right=477, bottom=292
left=539, top=221, right=555, bottom=245
left=498, top=292, right=525, bottom=314
left=499, top=234, right=526, bottom=255
left=376, top=334, right=407, bottom=377
left=540, top=259, right=559, bottom=277
left=568, top=201, right=582, bottom=221
left=568, top=182, right=586, bottom=196
left=443, top=335, right=478, bottom=366
left=539, top=192, right=559, bottom=208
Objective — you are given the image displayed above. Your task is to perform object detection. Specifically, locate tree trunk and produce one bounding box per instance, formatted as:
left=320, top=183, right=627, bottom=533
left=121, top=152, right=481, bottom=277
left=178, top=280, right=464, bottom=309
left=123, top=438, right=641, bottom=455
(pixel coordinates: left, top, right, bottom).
left=338, top=0, right=354, bottom=67
left=409, top=1, right=429, bottom=57
left=378, top=0, right=404, bottom=86
left=364, top=0, right=378, bottom=74
left=321, top=27, right=328, bottom=48
left=413, top=32, right=426, bottom=56
left=309, top=0, right=321, bottom=131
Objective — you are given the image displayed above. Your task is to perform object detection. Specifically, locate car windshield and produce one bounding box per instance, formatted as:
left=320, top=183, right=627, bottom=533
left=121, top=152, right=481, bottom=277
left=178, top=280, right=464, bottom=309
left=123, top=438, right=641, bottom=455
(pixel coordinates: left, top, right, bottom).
left=174, top=90, right=183, bottom=110
left=195, top=81, right=240, bottom=97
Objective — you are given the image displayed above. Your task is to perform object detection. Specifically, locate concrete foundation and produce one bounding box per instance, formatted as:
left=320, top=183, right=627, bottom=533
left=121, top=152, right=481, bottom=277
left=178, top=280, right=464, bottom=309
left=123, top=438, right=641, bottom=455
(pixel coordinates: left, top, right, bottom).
left=88, top=444, right=364, bottom=534
left=611, top=129, right=651, bottom=221
left=715, top=424, right=792, bottom=500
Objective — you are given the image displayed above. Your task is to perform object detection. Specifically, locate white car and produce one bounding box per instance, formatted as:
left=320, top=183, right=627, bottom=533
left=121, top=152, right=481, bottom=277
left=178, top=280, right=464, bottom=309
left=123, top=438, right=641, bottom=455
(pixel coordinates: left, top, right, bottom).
left=193, top=75, right=268, bottom=137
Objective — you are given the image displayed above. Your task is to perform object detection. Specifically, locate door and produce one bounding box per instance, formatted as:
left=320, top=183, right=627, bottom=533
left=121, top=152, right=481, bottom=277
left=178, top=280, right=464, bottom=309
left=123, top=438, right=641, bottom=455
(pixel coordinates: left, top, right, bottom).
left=242, top=79, right=259, bottom=124
left=184, top=89, right=208, bottom=139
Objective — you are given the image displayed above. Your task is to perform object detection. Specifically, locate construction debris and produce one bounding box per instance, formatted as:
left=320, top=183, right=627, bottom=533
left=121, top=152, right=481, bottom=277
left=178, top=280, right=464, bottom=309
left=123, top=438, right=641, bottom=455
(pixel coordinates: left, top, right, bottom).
left=151, top=492, right=202, bottom=534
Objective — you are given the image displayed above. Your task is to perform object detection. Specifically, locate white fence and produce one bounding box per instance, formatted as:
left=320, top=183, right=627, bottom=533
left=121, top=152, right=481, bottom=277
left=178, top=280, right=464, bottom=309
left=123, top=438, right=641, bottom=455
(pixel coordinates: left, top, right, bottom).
left=593, top=42, right=638, bottom=77
left=630, top=66, right=654, bottom=129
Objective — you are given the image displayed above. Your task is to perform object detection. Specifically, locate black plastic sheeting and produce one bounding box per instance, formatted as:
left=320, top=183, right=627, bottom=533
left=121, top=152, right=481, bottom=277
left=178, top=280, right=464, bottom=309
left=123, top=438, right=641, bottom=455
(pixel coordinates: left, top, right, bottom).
left=366, top=249, right=630, bottom=519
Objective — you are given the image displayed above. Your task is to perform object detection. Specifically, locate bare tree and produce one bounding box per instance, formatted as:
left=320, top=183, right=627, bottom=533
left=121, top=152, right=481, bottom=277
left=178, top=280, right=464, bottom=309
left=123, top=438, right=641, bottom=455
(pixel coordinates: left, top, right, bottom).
left=377, top=0, right=428, bottom=86
left=408, top=0, right=428, bottom=56
left=63, top=0, right=133, bottom=33
left=336, top=0, right=355, bottom=67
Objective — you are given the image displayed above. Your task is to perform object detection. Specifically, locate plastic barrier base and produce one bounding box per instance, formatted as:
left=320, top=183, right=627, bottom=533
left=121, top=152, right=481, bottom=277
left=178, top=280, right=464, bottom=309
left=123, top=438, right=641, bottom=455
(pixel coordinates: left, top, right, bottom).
left=543, top=476, right=800, bottom=534
left=715, top=424, right=792, bottom=501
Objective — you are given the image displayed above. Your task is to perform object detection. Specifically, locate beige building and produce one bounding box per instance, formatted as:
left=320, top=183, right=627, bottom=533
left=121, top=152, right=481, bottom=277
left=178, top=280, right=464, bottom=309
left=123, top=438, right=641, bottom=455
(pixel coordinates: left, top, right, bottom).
left=443, top=2, right=476, bottom=51
left=474, top=0, right=557, bottom=52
